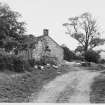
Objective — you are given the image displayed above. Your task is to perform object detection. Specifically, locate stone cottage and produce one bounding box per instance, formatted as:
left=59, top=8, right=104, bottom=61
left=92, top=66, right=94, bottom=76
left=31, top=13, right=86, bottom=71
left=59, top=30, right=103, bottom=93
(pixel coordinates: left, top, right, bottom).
left=32, top=29, right=64, bottom=64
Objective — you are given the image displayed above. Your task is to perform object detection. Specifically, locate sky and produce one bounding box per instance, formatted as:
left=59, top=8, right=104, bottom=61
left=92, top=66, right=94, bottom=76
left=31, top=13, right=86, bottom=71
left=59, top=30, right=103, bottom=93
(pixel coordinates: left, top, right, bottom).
left=0, top=0, right=105, bottom=50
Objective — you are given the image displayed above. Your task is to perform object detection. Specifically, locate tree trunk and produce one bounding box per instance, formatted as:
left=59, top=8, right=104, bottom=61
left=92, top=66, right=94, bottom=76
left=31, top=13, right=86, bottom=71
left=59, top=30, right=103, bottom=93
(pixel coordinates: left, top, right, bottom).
left=84, top=43, right=88, bottom=61
left=84, top=46, right=88, bottom=54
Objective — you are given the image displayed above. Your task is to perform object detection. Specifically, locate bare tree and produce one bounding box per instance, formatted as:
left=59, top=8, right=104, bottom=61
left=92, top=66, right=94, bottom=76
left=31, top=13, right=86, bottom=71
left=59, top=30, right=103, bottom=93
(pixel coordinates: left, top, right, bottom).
left=63, top=12, right=105, bottom=55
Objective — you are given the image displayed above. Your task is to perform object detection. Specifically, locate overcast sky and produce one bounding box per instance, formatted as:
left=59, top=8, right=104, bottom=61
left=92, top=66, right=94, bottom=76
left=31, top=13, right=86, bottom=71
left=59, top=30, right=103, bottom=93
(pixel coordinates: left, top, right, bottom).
left=0, top=0, right=105, bottom=50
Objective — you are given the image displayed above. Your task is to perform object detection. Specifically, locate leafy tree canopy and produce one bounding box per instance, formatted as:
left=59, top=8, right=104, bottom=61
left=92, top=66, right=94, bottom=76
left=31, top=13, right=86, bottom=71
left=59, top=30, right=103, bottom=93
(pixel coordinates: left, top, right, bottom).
left=0, top=2, right=26, bottom=51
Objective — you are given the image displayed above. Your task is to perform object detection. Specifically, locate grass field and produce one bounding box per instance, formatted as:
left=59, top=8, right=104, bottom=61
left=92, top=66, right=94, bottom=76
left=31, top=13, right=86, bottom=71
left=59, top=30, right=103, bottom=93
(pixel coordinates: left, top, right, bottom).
left=0, top=64, right=71, bottom=102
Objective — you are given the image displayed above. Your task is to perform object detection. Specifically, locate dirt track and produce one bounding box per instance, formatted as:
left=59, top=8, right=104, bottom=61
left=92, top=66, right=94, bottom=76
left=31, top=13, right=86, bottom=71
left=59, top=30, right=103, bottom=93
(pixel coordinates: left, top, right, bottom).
left=30, top=66, right=101, bottom=103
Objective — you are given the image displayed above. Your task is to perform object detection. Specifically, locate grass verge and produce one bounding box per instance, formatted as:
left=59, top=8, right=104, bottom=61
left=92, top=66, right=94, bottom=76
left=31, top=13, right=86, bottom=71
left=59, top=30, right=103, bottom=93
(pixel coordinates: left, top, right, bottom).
left=90, top=74, right=105, bottom=103
left=0, top=64, right=70, bottom=102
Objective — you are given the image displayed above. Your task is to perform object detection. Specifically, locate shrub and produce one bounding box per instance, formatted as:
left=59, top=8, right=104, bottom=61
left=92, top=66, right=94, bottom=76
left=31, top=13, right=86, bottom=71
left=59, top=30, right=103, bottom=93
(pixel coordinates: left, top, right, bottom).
left=75, top=55, right=84, bottom=61
left=0, top=55, right=14, bottom=71
left=13, top=57, right=35, bottom=72
left=28, top=59, right=35, bottom=67
left=99, top=59, right=105, bottom=64
left=0, top=54, right=58, bottom=72
left=62, top=46, right=76, bottom=61
left=13, top=57, right=25, bottom=72
left=84, top=50, right=100, bottom=63
left=0, top=55, right=6, bottom=70
left=0, top=55, right=30, bottom=72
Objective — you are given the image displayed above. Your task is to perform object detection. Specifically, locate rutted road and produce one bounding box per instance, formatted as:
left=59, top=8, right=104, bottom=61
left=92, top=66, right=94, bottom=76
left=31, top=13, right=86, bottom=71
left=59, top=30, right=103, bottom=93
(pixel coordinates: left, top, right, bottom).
left=30, top=66, right=101, bottom=103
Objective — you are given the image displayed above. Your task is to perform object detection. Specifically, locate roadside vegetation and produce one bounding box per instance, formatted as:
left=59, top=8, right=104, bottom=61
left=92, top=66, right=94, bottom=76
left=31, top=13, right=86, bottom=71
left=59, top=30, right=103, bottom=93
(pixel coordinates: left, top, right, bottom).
left=90, top=74, right=105, bottom=103
left=0, top=59, right=72, bottom=102
left=0, top=2, right=72, bottom=102
left=0, top=2, right=105, bottom=103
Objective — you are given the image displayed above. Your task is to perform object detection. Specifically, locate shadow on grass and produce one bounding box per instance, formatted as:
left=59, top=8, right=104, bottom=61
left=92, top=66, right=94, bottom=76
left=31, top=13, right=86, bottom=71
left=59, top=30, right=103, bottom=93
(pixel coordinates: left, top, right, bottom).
left=90, top=74, right=105, bottom=103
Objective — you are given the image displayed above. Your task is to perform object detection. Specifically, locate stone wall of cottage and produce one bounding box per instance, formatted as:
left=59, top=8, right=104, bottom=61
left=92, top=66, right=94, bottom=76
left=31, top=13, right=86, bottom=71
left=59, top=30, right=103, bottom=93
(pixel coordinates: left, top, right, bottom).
left=44, top=36, right=64, bottom=63
left=32, top=40, right=45, bottom=61
left=32, top=35, right=64, bottom=64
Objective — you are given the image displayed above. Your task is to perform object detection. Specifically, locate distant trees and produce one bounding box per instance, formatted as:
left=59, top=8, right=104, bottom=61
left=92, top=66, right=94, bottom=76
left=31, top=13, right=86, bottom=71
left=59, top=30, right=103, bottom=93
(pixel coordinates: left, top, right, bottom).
left=63, top=12, right=105, bottom=56
left=62, top=45, right=76, bottom=61
left=0, top=2, right=26, bottom=52
left=84, top=50, right=100, bottom=63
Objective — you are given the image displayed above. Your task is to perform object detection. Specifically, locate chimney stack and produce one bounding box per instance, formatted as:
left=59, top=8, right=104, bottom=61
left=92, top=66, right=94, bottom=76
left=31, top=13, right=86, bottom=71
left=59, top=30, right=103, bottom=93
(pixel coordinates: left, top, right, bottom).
left=43, top=29, right=49, bottom=36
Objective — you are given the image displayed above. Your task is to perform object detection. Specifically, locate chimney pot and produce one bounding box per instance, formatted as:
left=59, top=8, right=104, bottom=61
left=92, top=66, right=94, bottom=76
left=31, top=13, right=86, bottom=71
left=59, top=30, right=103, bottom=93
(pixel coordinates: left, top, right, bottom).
left=43, top=29, right=49, bottom=36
